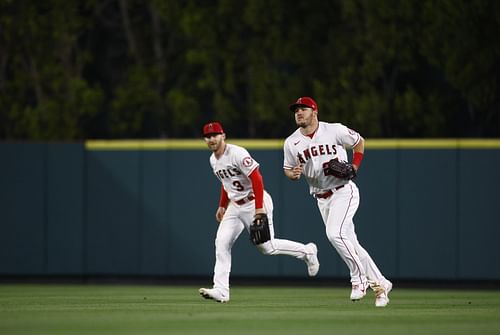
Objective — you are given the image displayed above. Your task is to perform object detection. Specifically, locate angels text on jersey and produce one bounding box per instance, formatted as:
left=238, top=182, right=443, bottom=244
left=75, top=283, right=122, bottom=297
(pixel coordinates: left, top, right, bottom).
left=215, top=167, right=242, bottom=180
left=210, top=144, right=259, bottom=199
left=283, top=122, right=360, bottom=193
left=296, top=143, right=340, bottom=164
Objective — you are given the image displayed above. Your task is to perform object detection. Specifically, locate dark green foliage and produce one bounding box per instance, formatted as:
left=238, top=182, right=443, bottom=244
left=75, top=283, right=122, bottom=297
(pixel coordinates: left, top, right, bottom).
left=1, top=0, right=499, bottom=139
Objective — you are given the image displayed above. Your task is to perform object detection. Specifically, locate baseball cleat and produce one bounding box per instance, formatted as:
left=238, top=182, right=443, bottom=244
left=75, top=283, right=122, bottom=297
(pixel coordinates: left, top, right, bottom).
left=198, top=288, right=229, bottom=303
left=350, top=282, right=367, bottom=301
left=371, top=280, right=393, bottom=307
left=305, top=243, right=320, bottom=277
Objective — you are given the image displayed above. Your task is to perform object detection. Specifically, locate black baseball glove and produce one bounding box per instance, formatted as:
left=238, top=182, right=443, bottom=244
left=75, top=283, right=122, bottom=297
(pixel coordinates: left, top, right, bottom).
left=250, top=213, right=271, bottom=245
left=327, top=159, right=357, bottom=180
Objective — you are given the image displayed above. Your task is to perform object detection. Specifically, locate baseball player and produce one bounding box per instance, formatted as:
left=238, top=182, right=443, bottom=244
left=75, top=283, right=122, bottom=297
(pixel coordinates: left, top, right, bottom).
left=283, top=97, right=392, bottom=307
left=199, top=121, right=320, bottom=303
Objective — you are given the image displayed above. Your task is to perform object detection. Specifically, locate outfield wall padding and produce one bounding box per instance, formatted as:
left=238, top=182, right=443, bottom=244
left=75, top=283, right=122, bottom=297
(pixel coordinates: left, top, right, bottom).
left=1, top=141, right=499, bottom=280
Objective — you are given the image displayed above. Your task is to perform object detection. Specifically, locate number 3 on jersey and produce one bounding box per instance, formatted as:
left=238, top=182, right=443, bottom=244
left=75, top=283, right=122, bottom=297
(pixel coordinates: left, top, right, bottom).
left=233, top=181, right=244, bottom=191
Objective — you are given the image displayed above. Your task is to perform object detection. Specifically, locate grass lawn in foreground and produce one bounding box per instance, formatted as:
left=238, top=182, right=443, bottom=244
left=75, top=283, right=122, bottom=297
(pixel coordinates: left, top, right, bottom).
left=0, top=284, right=499, bottom=335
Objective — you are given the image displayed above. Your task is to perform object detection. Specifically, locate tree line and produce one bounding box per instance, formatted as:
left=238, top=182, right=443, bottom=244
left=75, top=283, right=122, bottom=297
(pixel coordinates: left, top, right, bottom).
left=1, top=0, right=499, bottom=140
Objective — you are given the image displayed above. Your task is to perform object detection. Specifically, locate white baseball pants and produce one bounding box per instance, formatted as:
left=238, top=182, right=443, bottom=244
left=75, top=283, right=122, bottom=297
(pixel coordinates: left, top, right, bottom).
left=212, top=191, right=309, bottom=296
left=317, top=181, right=387, bottom=287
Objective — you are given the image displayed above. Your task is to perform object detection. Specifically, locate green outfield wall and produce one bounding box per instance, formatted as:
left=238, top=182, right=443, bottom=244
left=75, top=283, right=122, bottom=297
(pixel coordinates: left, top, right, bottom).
left=1, top=139, right=499, bottom=280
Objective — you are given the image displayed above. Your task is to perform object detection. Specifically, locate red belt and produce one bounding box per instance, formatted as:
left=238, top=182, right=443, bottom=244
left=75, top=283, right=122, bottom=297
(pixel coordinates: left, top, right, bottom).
left=315, top=185, right=345, bottom=199
left=235, top=195, right=255, bottom=205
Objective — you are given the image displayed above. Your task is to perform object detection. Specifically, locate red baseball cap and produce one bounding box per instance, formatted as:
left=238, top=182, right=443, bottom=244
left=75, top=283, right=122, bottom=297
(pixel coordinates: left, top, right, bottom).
left=289, top=97, right=318, bottom=112
left=203, top=121, right=224, bottom=136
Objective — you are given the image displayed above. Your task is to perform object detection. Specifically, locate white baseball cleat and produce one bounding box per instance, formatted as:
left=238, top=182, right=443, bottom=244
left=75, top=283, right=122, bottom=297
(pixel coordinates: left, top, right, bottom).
left=350, top=282, right=367, bottom=301
left=305, top=243, right=320, bottom=277
left=371, top=280, right=393, bottom=307
left=198, top=288, right=229, bottom=303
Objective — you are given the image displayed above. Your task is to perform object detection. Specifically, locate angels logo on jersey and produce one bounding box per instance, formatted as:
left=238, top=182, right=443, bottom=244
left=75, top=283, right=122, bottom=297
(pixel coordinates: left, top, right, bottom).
left=242, top=157, right=253, bottom=167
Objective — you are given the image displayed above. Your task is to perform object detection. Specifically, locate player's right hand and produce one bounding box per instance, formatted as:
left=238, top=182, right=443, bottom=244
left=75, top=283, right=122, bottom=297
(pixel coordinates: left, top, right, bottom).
left=215, top=207, right=226, bottom=223
left=290, top=164, right=304, bottom=180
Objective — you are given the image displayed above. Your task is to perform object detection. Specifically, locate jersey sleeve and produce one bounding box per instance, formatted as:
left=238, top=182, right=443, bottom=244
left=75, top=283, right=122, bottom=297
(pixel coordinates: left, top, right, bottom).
left=234, top=146, right=259, bottom=176
left=336, top=123, right=361, bottom=148
left=283, top=139, right=296, bottom=170
left=218, top=184, right=229, bottom=208
left=248, top=168, right=264, bottom=209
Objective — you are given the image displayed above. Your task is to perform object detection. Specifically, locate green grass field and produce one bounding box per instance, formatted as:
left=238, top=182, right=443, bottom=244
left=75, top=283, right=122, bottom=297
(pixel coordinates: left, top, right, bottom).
left=1, top=284, right=499, bottom=335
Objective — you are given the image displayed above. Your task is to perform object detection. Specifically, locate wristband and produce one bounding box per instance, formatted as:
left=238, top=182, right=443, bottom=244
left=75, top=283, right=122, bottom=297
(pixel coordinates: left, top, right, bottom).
left=352, top=152, right=364, bottom=168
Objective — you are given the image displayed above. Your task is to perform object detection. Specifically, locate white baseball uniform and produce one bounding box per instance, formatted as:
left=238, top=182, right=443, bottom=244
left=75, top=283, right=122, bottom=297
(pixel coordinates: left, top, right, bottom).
left=209, top=143, right=314, bottom=297
left=283, top=121, right=388, bottom=287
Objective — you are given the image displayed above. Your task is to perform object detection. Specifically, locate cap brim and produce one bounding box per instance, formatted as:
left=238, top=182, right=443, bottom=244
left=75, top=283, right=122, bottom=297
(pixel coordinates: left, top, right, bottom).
left=289, top=103, right=310, bottom=111
left=203, top=132, right=223, bottom=137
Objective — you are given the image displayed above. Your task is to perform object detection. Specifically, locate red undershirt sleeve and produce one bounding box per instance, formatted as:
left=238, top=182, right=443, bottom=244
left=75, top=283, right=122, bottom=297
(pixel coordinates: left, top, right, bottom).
left=249, top=168, right=264, bottom=209
left=218, top=185, right=229, bottom=208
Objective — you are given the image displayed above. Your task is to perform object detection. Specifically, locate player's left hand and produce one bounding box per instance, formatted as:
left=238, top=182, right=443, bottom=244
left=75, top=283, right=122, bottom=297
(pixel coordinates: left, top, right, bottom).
left=327, top=159, right=357, bottom=180
left=255, top=208, right=266, bottom=216
left=250, top=213, right=271, bottom=245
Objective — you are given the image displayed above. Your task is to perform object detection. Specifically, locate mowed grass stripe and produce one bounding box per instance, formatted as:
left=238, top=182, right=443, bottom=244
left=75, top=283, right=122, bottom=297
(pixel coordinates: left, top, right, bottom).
left=0, top=285, right=499, bottom=335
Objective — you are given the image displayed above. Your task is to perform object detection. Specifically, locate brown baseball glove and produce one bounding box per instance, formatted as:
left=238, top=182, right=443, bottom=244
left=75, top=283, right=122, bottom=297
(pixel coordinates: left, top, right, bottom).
left=327, top=159, right=357, bottom=180
left=250, top=213, right=271, bottom=245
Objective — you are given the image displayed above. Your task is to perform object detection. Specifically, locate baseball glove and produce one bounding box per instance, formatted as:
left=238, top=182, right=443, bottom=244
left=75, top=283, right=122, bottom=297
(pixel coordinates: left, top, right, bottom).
left=250, top=213, right=271, bottom=245
left=327, top=159, right=357, bottom=180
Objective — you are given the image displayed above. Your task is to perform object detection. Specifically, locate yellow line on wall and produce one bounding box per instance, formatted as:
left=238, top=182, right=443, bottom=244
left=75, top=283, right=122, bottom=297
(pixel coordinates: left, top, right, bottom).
left=85, top=139, right=285, bottom=150
left=366, top=139, right=500, bottom=149
left=85, top=138, right=500, bottom=150
left=86, top=140, right=204, bottom=150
